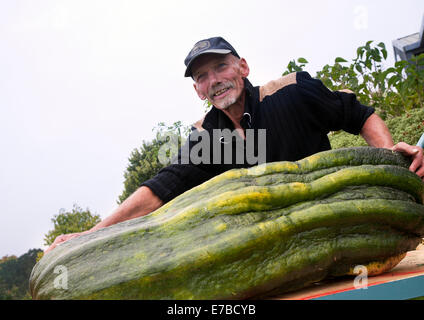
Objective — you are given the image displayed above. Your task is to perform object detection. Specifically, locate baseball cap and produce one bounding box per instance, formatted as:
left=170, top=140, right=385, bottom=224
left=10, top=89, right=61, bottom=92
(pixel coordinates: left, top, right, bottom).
left=184, top=36, right=240, bottom=77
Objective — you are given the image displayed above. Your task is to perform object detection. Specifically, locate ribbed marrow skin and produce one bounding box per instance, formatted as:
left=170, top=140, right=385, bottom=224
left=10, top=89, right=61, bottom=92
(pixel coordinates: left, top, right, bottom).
left=29, top=147, right=424, bottom=299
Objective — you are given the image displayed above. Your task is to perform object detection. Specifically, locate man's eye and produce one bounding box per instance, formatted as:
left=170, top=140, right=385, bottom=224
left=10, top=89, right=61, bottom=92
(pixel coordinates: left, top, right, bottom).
left=196, top=74, right=205, bottom=81
left=217, top=63, right=227, bottom=69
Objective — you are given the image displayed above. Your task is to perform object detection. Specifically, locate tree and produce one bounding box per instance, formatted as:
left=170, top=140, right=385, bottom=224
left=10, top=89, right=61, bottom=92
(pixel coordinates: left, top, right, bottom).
left=0, top=248, right=42, bottom=300
left=117, top=121, right=190, bottom=204
left=43, top=204, right=101, bottom=246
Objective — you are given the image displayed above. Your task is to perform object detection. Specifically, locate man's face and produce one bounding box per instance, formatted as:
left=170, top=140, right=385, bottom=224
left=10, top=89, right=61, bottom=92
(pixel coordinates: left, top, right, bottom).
left=191, top=53, right=249, bottom=110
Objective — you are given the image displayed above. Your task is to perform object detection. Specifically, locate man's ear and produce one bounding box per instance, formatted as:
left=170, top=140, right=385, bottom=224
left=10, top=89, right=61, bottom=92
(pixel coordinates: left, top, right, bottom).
left=239, top=58, right=250, bottom=78
left=193, top=83, right=207, bottom=100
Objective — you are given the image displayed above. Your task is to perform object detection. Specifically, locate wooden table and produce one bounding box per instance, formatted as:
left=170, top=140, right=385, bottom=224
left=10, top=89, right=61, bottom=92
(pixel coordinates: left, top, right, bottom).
left=274, top=244, right=424, bottom=300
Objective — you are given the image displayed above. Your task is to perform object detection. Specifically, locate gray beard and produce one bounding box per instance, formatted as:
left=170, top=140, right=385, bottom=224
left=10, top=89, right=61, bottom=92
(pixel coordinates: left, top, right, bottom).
left=218, top=96, right=238, bottom=110
left=209, top=81, right=236, bottom=109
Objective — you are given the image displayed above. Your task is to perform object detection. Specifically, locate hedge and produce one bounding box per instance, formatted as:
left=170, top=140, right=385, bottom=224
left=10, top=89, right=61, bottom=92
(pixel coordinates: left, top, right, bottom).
left=329, top=108, right=424, bottom=149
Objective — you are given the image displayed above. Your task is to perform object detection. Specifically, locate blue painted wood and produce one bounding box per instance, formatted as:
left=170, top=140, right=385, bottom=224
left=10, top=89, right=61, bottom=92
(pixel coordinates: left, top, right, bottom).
left=313, top=275, right=424, bottom=300
left=417, top=133, right=424, bottom=148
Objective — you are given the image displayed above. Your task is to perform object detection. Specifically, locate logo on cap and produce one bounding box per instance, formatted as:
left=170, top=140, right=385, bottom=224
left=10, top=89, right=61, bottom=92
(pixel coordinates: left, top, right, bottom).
left=189, top=40, right=211, bottom=57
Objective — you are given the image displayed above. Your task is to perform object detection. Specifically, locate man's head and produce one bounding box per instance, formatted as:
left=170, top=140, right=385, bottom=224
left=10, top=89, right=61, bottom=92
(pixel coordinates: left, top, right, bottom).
left=184, top=37, right=249, bottom=110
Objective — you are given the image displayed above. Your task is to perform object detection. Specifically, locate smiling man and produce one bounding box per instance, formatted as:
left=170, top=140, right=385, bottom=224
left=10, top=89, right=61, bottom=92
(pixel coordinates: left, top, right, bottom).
left=45, top=36, right=424, bottom=253
left=189, top=51, right=249, bottom=140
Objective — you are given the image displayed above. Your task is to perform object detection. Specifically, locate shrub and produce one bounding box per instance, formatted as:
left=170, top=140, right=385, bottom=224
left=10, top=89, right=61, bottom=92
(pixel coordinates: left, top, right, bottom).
left=329, top=108, right=424, bottom=149
left=282, top=41, right=424, bottom=118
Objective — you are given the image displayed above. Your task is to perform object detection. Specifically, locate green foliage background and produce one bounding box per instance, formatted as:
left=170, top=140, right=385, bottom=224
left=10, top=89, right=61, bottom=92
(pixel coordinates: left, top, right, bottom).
left=43, top=204, right=101, bottom=246
left=284, top=41, right=424, bottom=119
left=0, top=249, right=42, bottom=299
left=282, top=40, right=424, bottom=153
left=117, top=121, right=190, bottom=204
left=329, top=108, right=424, bottom=149
left=117, top=138, right=166, bottom=204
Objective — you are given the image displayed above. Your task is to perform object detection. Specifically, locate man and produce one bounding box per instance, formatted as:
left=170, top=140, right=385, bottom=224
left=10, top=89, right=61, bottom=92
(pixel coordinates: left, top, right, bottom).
left=46, top=36, right=424, bottom=253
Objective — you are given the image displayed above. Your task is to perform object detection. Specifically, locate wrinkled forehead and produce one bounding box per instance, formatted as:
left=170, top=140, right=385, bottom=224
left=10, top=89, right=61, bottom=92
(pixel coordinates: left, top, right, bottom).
left=191, top=53, right=237, bottom=77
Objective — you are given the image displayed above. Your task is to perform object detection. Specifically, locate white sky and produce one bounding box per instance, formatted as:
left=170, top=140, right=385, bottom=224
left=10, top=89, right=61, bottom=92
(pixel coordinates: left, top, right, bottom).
left=1, top=0, right=423, bottom=257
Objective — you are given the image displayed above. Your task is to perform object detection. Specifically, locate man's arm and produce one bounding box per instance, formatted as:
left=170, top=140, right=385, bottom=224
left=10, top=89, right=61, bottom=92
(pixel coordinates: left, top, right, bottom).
left=360, top=113, right=394, bottom=148
left=44, top=186, right=163, bottom=253
left=45, top=128, right=218, bottom=254
left=291, top=72, right=423, bottom=178
left=360, top=113, right=424, bottom=179
left=90, top=186, right=163, bottom=231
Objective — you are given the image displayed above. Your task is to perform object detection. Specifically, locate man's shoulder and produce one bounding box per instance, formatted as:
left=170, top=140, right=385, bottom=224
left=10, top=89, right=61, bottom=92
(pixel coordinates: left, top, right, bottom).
left=259, top=71, right=311, bottom=102
left=259, top=71, right=356, bottom=102
left=192, top=115, right=206, bottom=132
left=190, top=107, right=219, bottom=132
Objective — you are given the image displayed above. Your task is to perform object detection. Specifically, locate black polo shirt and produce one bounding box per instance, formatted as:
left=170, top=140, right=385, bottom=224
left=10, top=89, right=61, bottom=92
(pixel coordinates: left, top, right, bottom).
left=141, top=71, right=374, bottom=203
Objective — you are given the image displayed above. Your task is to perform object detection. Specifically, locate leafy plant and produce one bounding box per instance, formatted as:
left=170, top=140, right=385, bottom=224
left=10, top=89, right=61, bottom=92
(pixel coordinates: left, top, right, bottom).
left=43, top=204, right=101, bottom=246
left=282, top=41, right=424, bottom=118
left=385, top=53, right=424, bottom=116
left=282, top=57, right=309, bottom=75
left=0, top=249, right=42, bottom=300
left=117, top=121, right=190, bottom=204
left=329, top=108, right=424, bottom=149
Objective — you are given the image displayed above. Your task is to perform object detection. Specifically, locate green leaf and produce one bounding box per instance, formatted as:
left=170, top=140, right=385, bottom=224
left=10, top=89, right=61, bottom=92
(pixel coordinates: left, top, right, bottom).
left=365, top=60, right=372, bottom=69
left=335, top=57, right=347, bottom=63
left=297, top=57, right=308, bottom=64
left=377, top=42, right=386, bottom=49
left=382, top=48, right=387, bottom=60
left=357, top=47, right=364, bottom=59
left=387, top=76, right=397, bottom=87
left=385, top=67, right=396, bottom=74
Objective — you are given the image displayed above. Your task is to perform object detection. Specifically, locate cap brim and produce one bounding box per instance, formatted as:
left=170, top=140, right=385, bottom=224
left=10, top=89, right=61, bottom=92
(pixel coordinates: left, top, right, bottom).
left=184, top=49, right=232, bottom=77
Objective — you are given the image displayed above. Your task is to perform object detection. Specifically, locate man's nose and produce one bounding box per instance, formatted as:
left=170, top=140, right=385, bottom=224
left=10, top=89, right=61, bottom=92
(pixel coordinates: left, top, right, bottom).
left=208, top=71, right=220, bottom=87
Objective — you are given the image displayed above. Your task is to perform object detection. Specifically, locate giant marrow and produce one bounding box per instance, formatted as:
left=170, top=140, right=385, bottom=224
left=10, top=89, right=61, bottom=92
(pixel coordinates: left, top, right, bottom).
left=30, top=147, right=424, bottom=299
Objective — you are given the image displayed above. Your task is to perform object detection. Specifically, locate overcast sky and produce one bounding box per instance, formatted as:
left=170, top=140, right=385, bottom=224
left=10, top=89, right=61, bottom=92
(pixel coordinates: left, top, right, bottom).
left=1, top=0, right=423, bottom=257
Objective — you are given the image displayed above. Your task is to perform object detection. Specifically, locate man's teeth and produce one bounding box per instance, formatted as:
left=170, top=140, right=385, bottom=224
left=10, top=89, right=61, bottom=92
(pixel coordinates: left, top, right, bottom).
left=214, top=88, right=229, bottom=96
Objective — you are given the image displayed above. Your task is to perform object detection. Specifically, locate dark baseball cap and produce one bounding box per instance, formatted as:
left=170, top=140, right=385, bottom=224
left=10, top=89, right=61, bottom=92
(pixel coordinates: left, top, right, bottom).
left=184, top=36, right=240, bottom=77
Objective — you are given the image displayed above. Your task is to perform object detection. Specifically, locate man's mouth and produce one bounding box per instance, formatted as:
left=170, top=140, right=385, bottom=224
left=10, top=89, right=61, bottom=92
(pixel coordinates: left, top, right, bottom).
left=212, top=86, right=231, bottom=98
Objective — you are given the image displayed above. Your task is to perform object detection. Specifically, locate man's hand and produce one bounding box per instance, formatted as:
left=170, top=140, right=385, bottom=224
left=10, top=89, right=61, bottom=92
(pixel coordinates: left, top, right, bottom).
left=44, top=232, right=88, bottom=254
left=360, top=115, right=424, bottom=180
left=392, top=142, right=424, bottom=180
left=44, top=186, right=164, bottom=255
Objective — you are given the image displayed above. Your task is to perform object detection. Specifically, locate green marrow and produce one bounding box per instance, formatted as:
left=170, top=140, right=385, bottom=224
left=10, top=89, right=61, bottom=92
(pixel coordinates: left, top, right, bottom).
left=29, top=147, right=424, bottom=299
